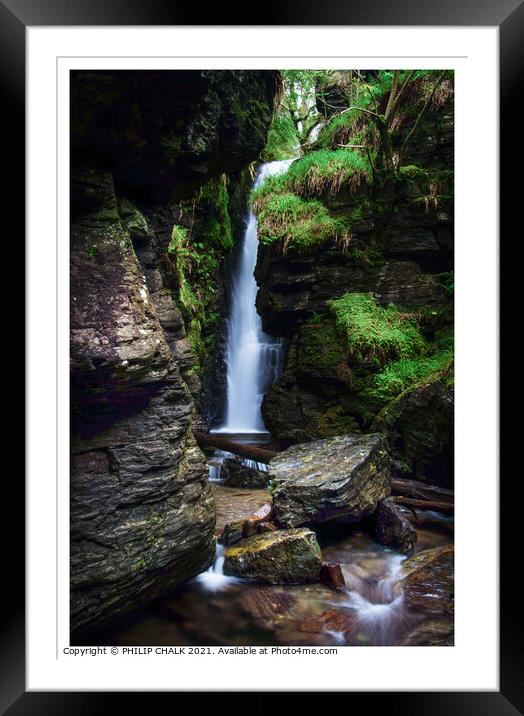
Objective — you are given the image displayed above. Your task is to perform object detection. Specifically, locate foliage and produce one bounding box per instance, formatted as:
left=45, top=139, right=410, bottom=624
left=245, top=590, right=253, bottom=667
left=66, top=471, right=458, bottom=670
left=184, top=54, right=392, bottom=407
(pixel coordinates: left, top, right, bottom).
left=262, top=110, right=299, bottom=162
left=198, top=175, right=234, bottom=250
left=362, top=344, right=454, bottom=403
left=253, top=191, right=348, bottom=253
left=260, top=149, right=371, bottom=199
left=167, top=176, right=236, bottom=368
left=435, top=271, right=454, bottom=297
left=328, top=293, right=427, bottom=368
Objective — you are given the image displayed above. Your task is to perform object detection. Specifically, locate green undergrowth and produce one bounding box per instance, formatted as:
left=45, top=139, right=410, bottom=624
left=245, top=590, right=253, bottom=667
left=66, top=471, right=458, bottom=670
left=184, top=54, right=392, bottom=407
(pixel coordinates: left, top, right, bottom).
left=254, top=149, right=371, bottom=201
left=166, top=175, right=235, bottom=370
left=328, top=293, right=427, bottom=368
left=316, top=70, right=448, bottom=151
left=253, top=191, right=349, bottom=254
left=326, top=292, right=453, bottom=408
left=251, top=148, right=374, bottom=254
left=262, top=110, right=299, bottom=162
left=362, top=341, right=454, bottom=404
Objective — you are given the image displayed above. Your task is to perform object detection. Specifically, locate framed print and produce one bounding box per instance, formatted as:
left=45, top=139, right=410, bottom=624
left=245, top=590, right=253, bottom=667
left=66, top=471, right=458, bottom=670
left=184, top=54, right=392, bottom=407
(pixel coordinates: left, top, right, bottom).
left=5, top=0, right=517, bottom=708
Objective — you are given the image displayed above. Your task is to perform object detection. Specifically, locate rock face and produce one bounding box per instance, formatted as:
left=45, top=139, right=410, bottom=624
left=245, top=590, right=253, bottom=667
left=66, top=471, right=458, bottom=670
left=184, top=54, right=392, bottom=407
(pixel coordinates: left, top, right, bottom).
left=373, top=381, right=454, bottom=488
left=70, top=171, right=217, bottom=637
left=223, top=528, right=322, bottom=584
left=270, top=434, right=391, bottom=527
left=71, top=70, right=278, bottom=204
left=255, top=87, right=454, bottom=490
left=70, top=71, right=277, bottom=636
left=398, top=545, right=454, bottom=615
left=222, top=457, right=270, bottom=488
left=375, top=498, right=417, bottom=554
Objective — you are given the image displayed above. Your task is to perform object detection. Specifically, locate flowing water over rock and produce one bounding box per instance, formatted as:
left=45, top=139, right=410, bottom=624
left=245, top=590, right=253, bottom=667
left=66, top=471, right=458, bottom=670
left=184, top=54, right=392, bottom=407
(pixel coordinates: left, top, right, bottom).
left=91, top=485, right=453, bottom=646
left=79, top=156, right=453, bottom=648
left=213, top=160, right=292, bottom=434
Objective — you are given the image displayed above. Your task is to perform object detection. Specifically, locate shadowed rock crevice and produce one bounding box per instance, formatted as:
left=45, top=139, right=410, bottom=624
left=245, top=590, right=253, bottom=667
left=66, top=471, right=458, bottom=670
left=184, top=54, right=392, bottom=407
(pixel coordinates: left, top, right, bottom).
left=70, top=70, right=278, bottom=637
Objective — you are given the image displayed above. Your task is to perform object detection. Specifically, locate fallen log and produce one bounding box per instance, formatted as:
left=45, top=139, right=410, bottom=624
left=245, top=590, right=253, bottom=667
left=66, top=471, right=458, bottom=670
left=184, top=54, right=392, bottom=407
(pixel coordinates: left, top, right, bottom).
left=393, top=496, right=454, bottom=515
left=193, top=431, right=278, bottom=464
left=391, top=478, right=454, bottom=503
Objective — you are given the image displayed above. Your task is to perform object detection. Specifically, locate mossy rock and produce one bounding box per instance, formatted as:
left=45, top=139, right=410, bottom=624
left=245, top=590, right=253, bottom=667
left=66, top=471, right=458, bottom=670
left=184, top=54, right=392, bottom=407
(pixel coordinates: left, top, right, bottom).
left=270, top=433, right=391, bottom=527
left=223, top=528, right=322, bottom=584
left=372, top=379, right=453, bottom=487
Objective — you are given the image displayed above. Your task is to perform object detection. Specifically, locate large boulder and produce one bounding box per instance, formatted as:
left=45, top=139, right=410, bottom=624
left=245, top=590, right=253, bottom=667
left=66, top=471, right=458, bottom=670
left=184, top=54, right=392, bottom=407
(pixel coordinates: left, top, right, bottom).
left=397, top=545, right=454, bottom=615
left=373, top=380, right=454, bottom=488
left=223, top=528, right=322, bottom=584
left=375, top=498, right=417, bottom=554
left=222, top=457, right=269, bottom=488
left=70, top=173, right=216, bottom=636
left=270, top=433, right=391, bottom=527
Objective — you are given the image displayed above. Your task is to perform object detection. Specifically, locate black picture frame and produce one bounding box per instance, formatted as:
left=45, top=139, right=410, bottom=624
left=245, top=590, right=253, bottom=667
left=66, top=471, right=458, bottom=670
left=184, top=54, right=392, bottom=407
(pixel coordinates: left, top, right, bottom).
left=4, top=0, right=517, bottom=710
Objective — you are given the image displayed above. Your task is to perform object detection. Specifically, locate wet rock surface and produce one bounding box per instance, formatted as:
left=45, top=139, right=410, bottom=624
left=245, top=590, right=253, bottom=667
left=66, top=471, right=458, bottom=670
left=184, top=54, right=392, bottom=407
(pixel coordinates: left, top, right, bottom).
left=373, top=380, right=454, bottom=488
left=375, top=497, right=417, bottom=554
left=70, top=70, right=278, bottom=636
left=398, top=545, right=454, bottom=615
left=87, top=485, right=454, bottom=647
left=70, top=176, right=217, bottom=636
left=270, top=433, right=391, bottom=527
left=223, top=528, right=323, bottom=584
left=320, top=563, right=347, bottom=592
left=402, top=618, right=454, bottom=646
left=219, top=503, right=273, bottom=545
left=222, top=457, right=269, bottom=488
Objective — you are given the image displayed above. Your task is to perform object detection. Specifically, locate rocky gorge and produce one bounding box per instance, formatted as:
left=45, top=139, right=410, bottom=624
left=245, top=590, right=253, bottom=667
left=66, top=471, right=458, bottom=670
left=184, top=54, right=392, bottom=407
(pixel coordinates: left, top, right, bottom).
left=70, top=70, right=279, bottom=636
left=71, top=69, right=454, bottom=646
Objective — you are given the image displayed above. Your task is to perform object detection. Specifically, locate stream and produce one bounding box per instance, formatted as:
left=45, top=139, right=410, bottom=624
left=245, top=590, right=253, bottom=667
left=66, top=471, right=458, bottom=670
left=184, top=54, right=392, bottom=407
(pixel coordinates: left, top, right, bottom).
left=87, top=160, right=453, bottom=648
left=94, top=482, right=453, bottom=647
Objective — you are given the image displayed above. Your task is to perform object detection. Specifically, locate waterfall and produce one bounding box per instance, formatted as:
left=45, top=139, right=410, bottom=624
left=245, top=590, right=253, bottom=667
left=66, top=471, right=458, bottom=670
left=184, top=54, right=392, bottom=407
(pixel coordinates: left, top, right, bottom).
left=213, top=160, right=293, bottom=434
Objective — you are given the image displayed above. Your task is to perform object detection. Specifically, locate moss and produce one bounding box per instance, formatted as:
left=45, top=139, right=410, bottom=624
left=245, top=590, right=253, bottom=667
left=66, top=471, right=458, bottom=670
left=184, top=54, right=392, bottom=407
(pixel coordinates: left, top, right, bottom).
left=362, top=348, right=454, bottom=403
left=253, top=191, right=348, bottom=254
left=164, top=174, right=240, bottom=374
left=253, top=148, right=371, bottom=201
left=328, top=293, right=427, bottom=368
left=262, top=110, right=299, bottom=162
left=198, top=175, right=234, bottom=250
left=312, top=406, right=360, bottom=437
left=282, top=149, right=371, bottom=197
left=292, top=319, right=351, bottom=383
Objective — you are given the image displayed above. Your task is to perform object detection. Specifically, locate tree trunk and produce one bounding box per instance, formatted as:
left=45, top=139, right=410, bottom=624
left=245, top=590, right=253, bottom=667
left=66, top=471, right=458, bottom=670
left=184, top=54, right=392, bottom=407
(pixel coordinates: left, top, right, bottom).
left=393, top=496, right=454, bottom=515
left=391, top=479, right=454, bottom=504
left=193, top=431, right=278, bottom=464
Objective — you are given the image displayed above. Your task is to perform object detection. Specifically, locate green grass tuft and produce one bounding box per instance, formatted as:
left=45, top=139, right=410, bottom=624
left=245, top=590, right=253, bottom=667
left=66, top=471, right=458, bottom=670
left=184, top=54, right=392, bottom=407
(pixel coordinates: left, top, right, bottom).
left=253, top=191, right=348, bottom=253
left=363, top=347, right=454, bottom=402
left=253, top=149, right=371, bottom=201
left=328, top=293, right=427, bottom=368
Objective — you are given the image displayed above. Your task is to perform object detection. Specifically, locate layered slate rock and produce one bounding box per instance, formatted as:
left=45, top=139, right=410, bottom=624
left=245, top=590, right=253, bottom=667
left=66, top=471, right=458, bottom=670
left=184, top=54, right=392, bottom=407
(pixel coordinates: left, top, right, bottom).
left=222, top=457, right=269, bottom=488
left=270, top=434, right=391, bottom=527
left=375, top=498, right=417, bottom=554
left=397, top=545, right=454, bottom=615
left=70, top=171, right=216, bottom=636
left=223, top=528, right=322, bottom=584
left=70, top=71, right=278, bottom=636
left=373, top=380, right=454, bottom=488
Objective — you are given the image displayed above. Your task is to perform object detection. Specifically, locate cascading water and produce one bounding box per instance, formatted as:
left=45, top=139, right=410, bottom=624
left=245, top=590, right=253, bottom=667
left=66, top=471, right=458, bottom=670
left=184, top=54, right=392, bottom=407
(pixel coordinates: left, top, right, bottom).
left=213, top=159, right=293, bottom=434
